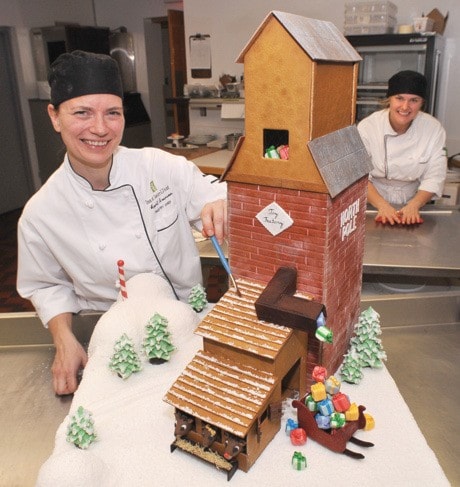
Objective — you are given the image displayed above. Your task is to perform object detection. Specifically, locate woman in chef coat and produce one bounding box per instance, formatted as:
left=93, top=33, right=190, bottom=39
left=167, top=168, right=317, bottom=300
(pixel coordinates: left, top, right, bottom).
left=17, top=51, right=227, bottom=395
left=357, top=70, right=447, bottom=225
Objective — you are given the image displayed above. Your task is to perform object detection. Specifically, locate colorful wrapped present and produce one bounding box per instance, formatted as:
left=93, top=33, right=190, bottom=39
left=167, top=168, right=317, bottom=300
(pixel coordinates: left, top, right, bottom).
left=265, top=145, right=280, bottom=158
left=304, top=394, right=317, bottom=412
left=345, top=402, right=359, bottom=421
left=291, top=451, right=307, bottom=470
left=312, top=365, right=327, bottom=383
left=330, top=412, right=346, bottom=429
left=311, top=382, right=326, bottom=402
left=332, top=392, right=350, bottom=413
left=285, top=418, right=298, bottom=435
left=315, top=413, right=331, bottom=429
left=290, top=428, right=307, bottom=446
left=317, top=398, right=334, bottom=416
left=315, top=325, right=333, bottom=343
left=364, top=413, right=375, bottom=431
left=277, top=144, right=289, bottom=160
left=325, top=375, right=341, bottom=395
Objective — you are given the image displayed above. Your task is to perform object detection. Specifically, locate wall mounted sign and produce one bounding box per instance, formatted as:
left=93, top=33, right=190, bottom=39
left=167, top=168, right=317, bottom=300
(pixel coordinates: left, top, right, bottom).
left=190, top=33, right=211, bottom=78
left=256, top=202, right=293, bottom=236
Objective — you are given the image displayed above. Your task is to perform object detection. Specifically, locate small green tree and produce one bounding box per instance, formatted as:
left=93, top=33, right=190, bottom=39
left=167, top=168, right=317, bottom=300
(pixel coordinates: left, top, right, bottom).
left=109, top=333, right=142, bottom=379
left=66, top=406, right=97, bottom=449
left=340, top=348, right=364, bottom=384
left=188, top=283, right=208, bottom=312
left=143, top=313, right=175, bottom=364
left=349, top=307, right=387, bottom=369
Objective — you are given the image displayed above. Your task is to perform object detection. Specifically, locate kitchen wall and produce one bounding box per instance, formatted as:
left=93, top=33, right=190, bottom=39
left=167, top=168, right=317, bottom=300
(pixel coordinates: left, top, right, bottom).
left=184, top=0, right=460, bottom=154
left=1, top=0, right=459, bottom=195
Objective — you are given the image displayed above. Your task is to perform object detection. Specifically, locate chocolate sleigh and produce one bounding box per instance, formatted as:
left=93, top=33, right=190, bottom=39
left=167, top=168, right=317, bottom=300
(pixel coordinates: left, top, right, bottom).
left=292, top=400, right=374, bottom=459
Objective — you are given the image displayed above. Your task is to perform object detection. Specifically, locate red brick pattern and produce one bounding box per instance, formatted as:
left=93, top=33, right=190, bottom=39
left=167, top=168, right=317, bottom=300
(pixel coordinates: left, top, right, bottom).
left=227, top=177, right=368, bottom=377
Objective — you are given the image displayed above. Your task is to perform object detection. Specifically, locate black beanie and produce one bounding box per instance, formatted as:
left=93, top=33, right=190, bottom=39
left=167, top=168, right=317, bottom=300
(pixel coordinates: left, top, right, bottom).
left=48, top=50, right=123, bottom=106
left=387, top=70, right=427, bottom=99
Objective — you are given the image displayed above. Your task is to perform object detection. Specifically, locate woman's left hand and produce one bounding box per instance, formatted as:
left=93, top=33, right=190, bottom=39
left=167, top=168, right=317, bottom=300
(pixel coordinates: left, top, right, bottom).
left=201, top=199, right=227, bottom=243
left=398, top=204, right=423, bottom=224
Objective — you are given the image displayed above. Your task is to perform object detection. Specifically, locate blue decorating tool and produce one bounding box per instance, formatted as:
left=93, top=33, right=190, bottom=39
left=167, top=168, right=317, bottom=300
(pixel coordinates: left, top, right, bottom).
left=210, top=235, right=242, bottom=297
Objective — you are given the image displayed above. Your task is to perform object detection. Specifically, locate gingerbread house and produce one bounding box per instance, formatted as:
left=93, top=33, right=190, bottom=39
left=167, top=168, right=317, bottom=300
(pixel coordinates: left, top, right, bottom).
left=164, top=270, right=325, bottom=477
left=223, top=11, right=371, bottom=375
left=164, top=11, right=371, bottom=477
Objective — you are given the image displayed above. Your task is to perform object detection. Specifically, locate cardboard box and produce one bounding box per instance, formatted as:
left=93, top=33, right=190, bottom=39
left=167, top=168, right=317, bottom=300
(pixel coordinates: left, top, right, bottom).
left=427, top=8, right=448, bottom=34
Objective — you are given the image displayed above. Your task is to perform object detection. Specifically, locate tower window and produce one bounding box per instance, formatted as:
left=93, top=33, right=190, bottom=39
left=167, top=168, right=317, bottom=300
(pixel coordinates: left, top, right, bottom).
left=263, top=129, right=289, bottom=159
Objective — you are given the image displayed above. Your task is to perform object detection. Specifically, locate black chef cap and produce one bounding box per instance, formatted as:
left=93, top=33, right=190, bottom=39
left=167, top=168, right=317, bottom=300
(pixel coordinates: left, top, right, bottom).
left=48, top=50, right=123, bottom=106
left=387, top=70, right=427, bottom=99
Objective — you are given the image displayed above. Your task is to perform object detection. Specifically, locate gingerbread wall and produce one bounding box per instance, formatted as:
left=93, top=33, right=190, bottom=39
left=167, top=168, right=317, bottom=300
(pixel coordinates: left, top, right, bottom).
left=227, top=176, right=368, bottom=377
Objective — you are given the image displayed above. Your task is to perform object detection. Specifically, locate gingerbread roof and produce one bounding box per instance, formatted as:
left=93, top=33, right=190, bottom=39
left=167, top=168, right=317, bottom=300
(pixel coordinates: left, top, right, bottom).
left=236, top=10, right=361, bottom=64
left=195, top=279, right=294, bottom=360
left=308, top=125, right=372, bottom=198
left=164, top=349, right=277, bottom=438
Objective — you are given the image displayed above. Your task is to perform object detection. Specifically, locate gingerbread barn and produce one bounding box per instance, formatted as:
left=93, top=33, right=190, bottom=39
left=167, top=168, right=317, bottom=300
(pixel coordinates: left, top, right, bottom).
left=164, top=270, right=326, bottom=477
left=164, top=11, right=371, bottom=477
left=224, top=10, right=371, bottom=375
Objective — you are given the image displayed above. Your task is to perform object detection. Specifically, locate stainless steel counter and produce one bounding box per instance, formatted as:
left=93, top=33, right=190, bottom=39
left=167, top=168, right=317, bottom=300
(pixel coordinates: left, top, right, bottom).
left=1, top=209, right=459, bottom=486
left=363, top=209, right=460, bottom=278
left=198, top=208, right=460, bottom=277
left=0, top=312, right=100, bottom=487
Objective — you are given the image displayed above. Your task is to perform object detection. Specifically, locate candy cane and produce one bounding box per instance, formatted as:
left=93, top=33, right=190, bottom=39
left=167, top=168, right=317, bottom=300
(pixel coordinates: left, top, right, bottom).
left=117, top=259, right=128, bottom=300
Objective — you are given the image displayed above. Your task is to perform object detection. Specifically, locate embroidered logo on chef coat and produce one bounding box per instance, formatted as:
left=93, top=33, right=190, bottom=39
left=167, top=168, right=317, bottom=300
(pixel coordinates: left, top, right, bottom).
left=145, top=184, right=173, bottom=214
left=150, top=180, right=157, bottom=193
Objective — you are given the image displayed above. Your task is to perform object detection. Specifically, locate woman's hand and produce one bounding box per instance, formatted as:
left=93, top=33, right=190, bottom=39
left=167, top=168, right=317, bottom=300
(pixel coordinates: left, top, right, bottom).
left=48, top=313, right=88, bottom=395
left=375, top=202, right=402, bottom=225
left=201, top=199, right=227, bottom=243
left=399, top=190, right=433, bottom=224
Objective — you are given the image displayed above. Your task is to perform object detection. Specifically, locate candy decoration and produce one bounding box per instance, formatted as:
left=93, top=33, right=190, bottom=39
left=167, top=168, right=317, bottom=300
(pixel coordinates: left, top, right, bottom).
left=316, top=311, right=326, bottom=328
left=315, top=413, right=331, bottom=429
left=364, top=413, right=375, bottom=431
left=317, top=398, right=334, bottom=416
left=330, top=412, right=346, bottom=429
left=117, top=259, right=128, bottom=300
left=304, top=394, right=317, bottom=412
left=285, top=418, right=298, bottom=435
left=345, top=403, right=359, bottom=421
left=312, top=365, right=327, bottom=383
left=315, top=325, right=333, bottom=343
left=291, top=451, right=307, bottom=470
left=290, top=428, right=307, bottom=446
left=265, top=145, right=281, bottom=158
left=325, top=375, right=341, bottom=395
left=310, top=382, right=326, bottom=402
left=332, top=392, right=351, bottom=413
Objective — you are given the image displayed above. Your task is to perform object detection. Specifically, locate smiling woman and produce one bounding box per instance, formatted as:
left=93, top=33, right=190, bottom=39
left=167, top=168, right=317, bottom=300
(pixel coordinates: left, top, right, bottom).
left=15, top=50, right=227, bottom=397
left=357, top=70, right=447, bottom=226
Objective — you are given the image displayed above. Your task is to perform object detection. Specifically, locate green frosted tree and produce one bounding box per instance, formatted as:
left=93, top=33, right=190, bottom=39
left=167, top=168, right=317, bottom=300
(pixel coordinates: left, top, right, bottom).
left=66, top=406, right=97, bottom=449
left=340, top=347, right=364, bottom=384
left=143, top=313, right=175, bottom=364
left=109, top=333, right=142, bottom=379
left=349, top=307, right=387, bottom=369
left=188, top=283, right=208, bottom=312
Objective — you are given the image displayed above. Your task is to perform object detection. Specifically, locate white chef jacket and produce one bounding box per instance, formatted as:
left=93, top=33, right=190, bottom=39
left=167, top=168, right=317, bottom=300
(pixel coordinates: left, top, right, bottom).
left=357, top=109, right=446, bottom=206
left=17, top=146, right=227, bottom=326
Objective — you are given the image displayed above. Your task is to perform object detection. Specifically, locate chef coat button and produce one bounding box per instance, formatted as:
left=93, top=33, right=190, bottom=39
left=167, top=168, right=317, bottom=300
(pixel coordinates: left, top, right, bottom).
left=85, top=200, right=94, bottom=209
left=99, top=243, right=106, bottom=250
left=135, top=232, right=142, bottom=239
left=123, top=190, right=130, bottom=198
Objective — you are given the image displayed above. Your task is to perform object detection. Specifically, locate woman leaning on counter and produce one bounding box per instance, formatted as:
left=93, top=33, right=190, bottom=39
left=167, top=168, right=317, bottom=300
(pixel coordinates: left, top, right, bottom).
left=16, top=51, right=227, bottom=396
left=357, top=70, right=447, bottom=225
